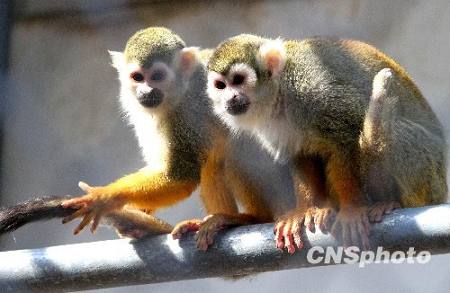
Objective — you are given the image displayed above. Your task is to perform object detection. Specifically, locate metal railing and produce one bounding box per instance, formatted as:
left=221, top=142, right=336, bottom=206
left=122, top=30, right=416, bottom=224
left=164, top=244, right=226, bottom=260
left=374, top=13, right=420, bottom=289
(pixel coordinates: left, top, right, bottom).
left=0, top=204, right=450, bottom=292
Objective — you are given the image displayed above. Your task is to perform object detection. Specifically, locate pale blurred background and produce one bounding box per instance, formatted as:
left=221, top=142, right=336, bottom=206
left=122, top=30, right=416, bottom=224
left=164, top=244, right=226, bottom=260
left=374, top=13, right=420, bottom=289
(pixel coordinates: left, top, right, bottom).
left=1, top=0, right=450, bottom=292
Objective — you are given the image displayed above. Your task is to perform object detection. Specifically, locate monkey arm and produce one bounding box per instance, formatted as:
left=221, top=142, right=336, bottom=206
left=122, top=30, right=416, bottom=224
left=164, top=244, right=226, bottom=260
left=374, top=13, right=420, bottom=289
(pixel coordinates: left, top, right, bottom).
left=62, top=168, right=198, bottom=235
left=105, top=207, right=172, bottom=238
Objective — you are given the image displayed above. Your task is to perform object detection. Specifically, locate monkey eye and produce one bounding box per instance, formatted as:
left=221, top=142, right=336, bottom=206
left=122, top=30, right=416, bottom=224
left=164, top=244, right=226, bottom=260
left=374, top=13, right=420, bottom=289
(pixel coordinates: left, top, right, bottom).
left=214, top=80, right=226, bottom=90
left=130, top=72, right=144, bottom=82
left=232, top=74, right=245, bottom=85
left=150, top=70, right=166, bottom=82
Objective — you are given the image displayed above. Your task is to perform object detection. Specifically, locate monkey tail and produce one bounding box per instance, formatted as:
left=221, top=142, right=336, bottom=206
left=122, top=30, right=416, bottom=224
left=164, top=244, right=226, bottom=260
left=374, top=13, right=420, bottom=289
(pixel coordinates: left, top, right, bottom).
left=0, top=196, right=77, bottom=235
left=360, top=68, right=395, bottom=153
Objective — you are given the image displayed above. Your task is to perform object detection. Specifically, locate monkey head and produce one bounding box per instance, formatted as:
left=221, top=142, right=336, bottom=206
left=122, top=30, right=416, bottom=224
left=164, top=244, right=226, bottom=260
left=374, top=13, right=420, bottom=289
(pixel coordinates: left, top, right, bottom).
left=109, top=27, right=202, bottom=116
left=207, top=34, right=287, bottom=133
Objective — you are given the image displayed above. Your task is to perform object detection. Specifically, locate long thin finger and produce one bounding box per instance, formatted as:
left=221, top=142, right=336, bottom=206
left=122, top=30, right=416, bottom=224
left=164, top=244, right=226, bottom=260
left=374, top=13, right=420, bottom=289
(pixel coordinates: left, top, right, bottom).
left=316, top=212, right=325, bottom=232
left=363, top=214, right=371, bottom=236
left=196, top=228, right=208, bottom=251
left=368, top=209, right=376, bottom=223
left=62, top=197, right=91, bottom=208
left=350, top=222, right=359, bottom=247
left=342, top=224, right=351, bottom=248
left=359, top=223, right=371, bottom=250
left=62, top=206, right=90, bottom=224
left=74, top=213, right=94, bottom=235
left=90, top=214, right=103, bottom=233
left=291, top=219, right=303, bottom=250
left=275, top=222, right=286, bottom=249
left=324, top=210, right=335, bottom=232
left=282, top=220, right=295, bottom=254
left=304, top=212, right=315, bottom=232
left=331, top=219, right=340, bottom=238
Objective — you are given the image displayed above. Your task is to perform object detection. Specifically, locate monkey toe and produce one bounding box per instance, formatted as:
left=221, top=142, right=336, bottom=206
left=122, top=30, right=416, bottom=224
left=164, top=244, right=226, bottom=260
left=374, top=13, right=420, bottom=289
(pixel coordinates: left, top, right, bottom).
left=171, top=219, right=202, bottom=239
left=368, top=201, right=401, bottom=223
left=314, top=208, right=336, bottom=233
left=304, top=209, right=316, bottom=232
left=274, top=221, right=286, bottom=250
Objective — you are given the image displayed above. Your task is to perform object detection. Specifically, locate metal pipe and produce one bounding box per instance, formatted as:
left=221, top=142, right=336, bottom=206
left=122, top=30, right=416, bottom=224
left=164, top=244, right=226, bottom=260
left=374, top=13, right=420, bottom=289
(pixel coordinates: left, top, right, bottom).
left=1, top=204, right=450, bottom=292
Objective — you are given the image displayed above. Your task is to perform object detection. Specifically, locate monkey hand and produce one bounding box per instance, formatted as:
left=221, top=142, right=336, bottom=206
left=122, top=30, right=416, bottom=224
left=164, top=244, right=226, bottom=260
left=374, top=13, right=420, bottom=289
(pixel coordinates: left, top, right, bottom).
left=61, top=181, right=127, bottom=235
left=275, top=206, right=336, bottom=254
left=368, top=201, right=401, bottom=223
left=331, top=206, right=371, bottom=250
left=303, top=206, right=336, bottom=233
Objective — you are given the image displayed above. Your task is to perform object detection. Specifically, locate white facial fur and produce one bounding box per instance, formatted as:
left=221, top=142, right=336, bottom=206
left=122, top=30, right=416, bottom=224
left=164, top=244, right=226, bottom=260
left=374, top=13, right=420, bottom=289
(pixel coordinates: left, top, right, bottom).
left=207, top=63, right=267, bottom=132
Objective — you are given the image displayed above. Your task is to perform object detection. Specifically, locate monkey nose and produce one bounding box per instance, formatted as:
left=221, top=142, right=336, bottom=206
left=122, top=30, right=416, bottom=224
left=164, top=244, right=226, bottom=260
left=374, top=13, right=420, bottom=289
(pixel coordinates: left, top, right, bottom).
left=226, top=94, right=250, bottom=115
left=138, top=88, right=164, bottom=108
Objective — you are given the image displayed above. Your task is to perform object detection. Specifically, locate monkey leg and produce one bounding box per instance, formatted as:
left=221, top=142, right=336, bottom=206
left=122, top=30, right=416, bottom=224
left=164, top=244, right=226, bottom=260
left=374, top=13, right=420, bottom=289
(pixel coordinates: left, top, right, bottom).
left=224, top=156, right=273, bottom=222
left=171, top=145, right=238, bottom=249
left=275, top=156, right=335, bottom=254
left=172, top=144, right=265, bottom=251
left=326, top=154, right=371, bottom=250
left=62, top=169, right=198, bottom=235
left=104, top=207, right=172, bottom=239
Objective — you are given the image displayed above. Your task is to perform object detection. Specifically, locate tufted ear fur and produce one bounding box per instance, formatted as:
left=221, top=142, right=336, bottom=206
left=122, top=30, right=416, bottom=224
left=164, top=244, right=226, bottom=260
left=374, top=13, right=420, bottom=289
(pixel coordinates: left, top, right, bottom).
left=257, top=38, right=286, bottom=78
left=174, top=47, right=201, bottom=78
left=108, top=50, right=126, bottom=71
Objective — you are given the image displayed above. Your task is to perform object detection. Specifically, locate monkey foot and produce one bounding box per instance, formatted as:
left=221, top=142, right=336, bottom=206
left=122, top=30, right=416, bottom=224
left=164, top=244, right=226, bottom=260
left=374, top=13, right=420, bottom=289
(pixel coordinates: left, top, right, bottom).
left=172, top=214, right=249, bottom=251
left=274, top=209, right=306, bottom=254
left=331, top=206, right=371, bottom=250
left=171, top=219, right=203, bottom=239
left=368, top=201, right=401, bottom=223
left=275, top=207, right=336, bottom=254
left=195, top=214, right=243, bottom=251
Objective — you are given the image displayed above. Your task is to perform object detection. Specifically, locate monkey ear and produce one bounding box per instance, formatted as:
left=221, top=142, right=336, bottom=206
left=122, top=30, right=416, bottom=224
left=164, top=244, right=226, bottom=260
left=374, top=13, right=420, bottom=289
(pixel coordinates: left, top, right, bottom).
left=108, top=50, right=125, bottom=70
left=175, top=47, right=201, bottom=78
left=257, top=38, right=286, bottom=78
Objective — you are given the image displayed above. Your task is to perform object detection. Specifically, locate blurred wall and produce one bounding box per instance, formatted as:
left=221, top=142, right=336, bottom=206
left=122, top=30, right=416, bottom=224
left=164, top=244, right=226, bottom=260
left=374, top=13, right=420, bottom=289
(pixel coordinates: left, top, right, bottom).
left=1, top=0, right=450, bottom=292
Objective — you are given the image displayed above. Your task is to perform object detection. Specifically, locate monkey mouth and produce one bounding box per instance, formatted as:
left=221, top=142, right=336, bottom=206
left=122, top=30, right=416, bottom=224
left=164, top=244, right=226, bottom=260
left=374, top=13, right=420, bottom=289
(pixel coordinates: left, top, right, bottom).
left=226, top=97, right=250, bottom=115
left=138, top=88, right=164, bottom=108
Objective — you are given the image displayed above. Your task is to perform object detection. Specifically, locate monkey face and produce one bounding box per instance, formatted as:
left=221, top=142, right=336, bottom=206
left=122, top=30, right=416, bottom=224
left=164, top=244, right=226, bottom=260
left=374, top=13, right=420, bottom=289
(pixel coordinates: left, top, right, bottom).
left=110, top=47, right=201, bottom=117
left=208, top=63, right=256, bottom=116
left=207, top=62, right=281, bottom=133
left=127, top=62, right=176, bottom=109
left=207, top=37, right=287, bottom=133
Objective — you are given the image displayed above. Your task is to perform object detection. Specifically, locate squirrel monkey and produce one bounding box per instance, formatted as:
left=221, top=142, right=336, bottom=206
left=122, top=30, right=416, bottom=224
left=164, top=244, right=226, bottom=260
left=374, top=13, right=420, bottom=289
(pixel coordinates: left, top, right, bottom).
left=206, top=34, right=447, bottom=252
left=54, top=27, right=275, bottom=250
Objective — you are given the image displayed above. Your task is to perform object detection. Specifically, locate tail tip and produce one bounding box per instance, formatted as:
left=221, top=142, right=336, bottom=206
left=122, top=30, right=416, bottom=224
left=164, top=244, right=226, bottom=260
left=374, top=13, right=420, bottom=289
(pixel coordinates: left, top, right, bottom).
left=372, top=68, right=394, bottom=100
